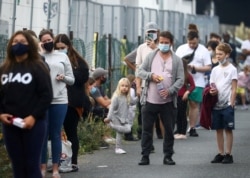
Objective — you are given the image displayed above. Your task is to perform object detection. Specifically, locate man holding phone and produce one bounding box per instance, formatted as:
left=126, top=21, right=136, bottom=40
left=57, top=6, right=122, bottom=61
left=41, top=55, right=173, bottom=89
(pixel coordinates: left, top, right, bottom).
left=135, top=22, right=164, bottom=145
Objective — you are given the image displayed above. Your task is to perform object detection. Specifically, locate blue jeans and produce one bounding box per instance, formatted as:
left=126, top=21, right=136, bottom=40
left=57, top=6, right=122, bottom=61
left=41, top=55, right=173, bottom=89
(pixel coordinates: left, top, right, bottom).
left=41, top=104, right=68, bottom=164
left=3, top=119, right=47, bottom=178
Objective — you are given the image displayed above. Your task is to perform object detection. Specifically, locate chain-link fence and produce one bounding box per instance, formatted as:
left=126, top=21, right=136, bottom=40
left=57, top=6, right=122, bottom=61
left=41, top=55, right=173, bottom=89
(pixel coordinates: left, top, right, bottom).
left=0, top=0, right=219, bottom=95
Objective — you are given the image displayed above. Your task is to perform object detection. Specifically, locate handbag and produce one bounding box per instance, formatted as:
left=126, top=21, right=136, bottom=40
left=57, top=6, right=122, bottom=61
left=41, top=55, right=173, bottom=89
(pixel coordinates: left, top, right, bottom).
left=59, top=131, right=73, bottom=173
left=182, top=46, right=198, bottom=64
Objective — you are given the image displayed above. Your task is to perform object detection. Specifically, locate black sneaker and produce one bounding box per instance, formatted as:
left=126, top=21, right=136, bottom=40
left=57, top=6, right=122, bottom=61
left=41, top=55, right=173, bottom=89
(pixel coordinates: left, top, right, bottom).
left=222, top=154, right=233, bottom=164
left=150, top=145, right=155, bottom=153
left=211, top=154, right=225, bottom=163
left=71, top=164, right=79, bottom=172
left=99, top=140, right=109, bottom=149
left=138, top=156, right=150, bottom=165
left=163, top=156, right=176, bottom=165
left=189, top=128, right=199, bottom=137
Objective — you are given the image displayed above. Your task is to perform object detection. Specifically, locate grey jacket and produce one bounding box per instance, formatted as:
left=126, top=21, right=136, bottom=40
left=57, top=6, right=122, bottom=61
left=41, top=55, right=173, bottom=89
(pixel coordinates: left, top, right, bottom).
left=138, top=49, right=184, bottom=107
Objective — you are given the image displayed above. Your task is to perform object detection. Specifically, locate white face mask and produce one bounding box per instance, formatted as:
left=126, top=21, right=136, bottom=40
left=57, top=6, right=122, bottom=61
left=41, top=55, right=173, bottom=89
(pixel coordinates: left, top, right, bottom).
left=208, top=50, right=214, bottom=57
left=219, top=58, right=227, bottom=65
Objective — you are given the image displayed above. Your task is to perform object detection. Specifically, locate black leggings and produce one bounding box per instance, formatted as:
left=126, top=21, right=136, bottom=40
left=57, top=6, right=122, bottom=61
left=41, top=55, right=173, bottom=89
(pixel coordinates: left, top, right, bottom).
left=3, top=119, right=47, bottom=178
left=64, top=106, right=79, bottom=165
left=176, top=96, right=188, bottom=135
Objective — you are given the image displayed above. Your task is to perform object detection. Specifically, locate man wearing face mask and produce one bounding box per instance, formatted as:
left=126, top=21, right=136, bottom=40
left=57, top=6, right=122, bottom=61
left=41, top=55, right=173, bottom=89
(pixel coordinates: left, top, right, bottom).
left=137, top=31, right=184, bottom=166
left=90, top=67, right=111, bottom=119
left=135, top=22, right=164, bottom=142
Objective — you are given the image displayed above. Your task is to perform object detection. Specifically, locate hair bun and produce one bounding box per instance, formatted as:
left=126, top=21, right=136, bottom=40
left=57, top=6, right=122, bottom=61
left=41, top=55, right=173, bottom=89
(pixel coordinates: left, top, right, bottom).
left=188, top=24, right=198, bottom=32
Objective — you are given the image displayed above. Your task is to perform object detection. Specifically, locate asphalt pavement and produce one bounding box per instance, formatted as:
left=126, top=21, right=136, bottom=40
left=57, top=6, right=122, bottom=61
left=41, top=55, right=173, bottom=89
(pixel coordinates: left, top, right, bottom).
left=46, top=108, right=250, bottom=178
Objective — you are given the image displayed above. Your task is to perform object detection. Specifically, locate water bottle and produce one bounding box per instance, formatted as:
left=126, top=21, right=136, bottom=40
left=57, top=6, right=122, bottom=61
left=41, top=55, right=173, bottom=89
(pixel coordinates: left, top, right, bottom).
left=156, top=82, right=165, bottom=99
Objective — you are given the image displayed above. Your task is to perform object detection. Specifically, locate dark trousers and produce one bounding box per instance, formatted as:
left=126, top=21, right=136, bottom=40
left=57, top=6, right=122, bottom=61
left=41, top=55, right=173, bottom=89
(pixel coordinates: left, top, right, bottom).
left=3, top=119, right=47, bottom=178
left=141, top=102, right=176, bottom=157
left=137, top=101, right=142, bottom=137
left=176, top=96, right=188, bottom=135
left=64, top=106, right=80, bottom=165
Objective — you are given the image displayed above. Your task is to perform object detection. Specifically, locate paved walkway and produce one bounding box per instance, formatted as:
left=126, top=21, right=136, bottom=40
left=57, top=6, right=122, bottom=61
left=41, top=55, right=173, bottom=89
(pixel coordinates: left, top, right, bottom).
left=46, top=108, right=250, bottom=178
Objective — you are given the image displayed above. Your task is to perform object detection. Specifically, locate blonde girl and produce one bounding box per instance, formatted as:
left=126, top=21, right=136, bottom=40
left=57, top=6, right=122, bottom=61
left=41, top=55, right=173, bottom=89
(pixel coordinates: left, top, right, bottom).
left=104, top=78, right=137, bottom=154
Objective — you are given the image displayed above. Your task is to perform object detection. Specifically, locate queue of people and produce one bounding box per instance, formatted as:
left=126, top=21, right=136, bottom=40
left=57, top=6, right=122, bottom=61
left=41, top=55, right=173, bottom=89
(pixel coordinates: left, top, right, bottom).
left=1, top=21, right=247, bottom=178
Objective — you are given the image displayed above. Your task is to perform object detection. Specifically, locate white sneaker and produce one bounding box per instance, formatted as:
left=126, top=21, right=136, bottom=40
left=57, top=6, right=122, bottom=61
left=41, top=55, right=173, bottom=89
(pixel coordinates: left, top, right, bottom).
left=115, top=148, right=126, bottom=154
left=240, top=105, right=248, bottom=110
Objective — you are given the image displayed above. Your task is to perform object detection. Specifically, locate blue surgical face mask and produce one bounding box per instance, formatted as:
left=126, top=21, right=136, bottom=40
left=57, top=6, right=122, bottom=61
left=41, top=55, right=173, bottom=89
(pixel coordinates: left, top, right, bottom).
left=90, top=87, right=97, bottom=94
left=158, top=44, right=170, bottom=53
left=11, top=43, right=29, bottom=56
left=58, top=49, right=68, bottom=54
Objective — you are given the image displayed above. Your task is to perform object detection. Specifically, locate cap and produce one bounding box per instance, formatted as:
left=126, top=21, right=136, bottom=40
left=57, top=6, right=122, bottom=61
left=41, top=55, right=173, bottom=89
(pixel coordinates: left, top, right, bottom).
left=145, top=22, right=158, bottom=32
left=92, top=67, right=108, bottom=79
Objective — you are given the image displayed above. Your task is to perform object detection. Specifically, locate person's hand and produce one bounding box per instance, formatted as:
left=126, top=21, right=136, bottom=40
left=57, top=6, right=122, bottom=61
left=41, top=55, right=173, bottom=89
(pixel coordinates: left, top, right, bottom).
left=136, top=87, right=142, bottom=97
left=23, top=115, right=36, bottom=129
left=56, top=74, right=65, bottom=81
left=182, top=91, right=190, bottom=101
left=0, top=113, right=13, bottom=125
left=209, top=88, right=218, bottom=96
left=151, top=73, right=162, bottom=83
left=146, top=39, right=157, bottom=49
left=159, top=89, right=169, bottom=99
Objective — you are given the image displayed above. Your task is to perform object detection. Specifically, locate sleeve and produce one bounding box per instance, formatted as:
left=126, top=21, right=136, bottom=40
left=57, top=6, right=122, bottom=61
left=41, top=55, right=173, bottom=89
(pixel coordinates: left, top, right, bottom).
left=203, top=48, right=212, bottom=66
left=90, top=87, right=101, bottom=99
left=63, top=55, right=75, bottom=85
left=137, top=55, right=153, bottom=80
left=175, top=46, right=183, bottom=58
left=241, top=41, right=248, bottom=50
left=168, top=57, right=184, bottom=95
left=125, top=49, right=137, bottom=63
left=231, top=67, right=238, bottom=80
left=73, top=59, right=89, bottom=86
left=210, top=68, right=216, bottom=84
left=187, top=73, right=196, bottom=92
left=107, top=96, right=118, bottom=121
left=31, top=65, right=53, bottom=120
left=135, top=45, right=143, bottom=66
left=130, top=88, right=138, bottom=105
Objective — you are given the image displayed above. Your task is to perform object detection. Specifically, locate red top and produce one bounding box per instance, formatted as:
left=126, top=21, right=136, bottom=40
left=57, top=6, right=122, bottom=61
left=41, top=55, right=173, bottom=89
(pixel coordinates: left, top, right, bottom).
left=178, top=73, right=195, bottom=96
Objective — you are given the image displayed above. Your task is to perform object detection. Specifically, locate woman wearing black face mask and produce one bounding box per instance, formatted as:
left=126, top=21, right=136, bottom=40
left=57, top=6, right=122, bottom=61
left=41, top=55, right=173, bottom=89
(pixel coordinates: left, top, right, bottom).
left=0, top=30, right=53, bottom=178
left=39, top=29, right=75, bottom=178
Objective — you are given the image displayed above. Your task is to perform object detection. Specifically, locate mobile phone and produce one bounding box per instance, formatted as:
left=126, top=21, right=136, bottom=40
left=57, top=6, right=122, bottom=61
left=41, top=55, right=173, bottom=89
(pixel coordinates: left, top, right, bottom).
left=146, top=33, right=157, bottom=41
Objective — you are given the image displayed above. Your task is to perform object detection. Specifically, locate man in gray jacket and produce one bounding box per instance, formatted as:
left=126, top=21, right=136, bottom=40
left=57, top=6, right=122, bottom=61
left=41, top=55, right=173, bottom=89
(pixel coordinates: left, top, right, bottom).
left=137, top=31, right=184, bottom=166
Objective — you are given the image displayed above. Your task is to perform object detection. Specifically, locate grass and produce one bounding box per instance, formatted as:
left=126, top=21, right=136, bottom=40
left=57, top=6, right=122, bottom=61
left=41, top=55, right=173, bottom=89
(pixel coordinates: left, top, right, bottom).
left=0, top=127, right=13, bottom=178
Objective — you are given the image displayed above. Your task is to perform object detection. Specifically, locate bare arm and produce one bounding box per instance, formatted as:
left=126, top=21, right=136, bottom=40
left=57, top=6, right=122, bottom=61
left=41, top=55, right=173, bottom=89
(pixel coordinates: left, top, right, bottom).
left=95, top=96, right=111, bottom=108
left=188, top=64, right=211, bottom=73
left=230, top=79, right=237, bottom=107
left=242, top=49, right=250, bottom=56
left=124, top=58, right=136, bottom=71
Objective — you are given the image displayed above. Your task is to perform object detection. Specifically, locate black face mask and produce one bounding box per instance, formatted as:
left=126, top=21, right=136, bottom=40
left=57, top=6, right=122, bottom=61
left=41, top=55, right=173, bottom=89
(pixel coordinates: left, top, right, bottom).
left=11, top=43, right=29, bottom=56
left=43, top=41, right=54, bottom=52
left=101, top=77, right=107, bottom=84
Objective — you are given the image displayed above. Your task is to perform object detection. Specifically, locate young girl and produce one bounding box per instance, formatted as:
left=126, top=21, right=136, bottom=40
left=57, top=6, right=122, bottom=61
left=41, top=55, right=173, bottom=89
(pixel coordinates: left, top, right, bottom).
left=175, top=60, right=195, bottom=139
left=209, top=43, right=237, bottom=164
left=104, top=78, right=137, bottom=154
left=124, top=74, right=138, bottom=141
left=236, top=65, right=250, bottom=110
